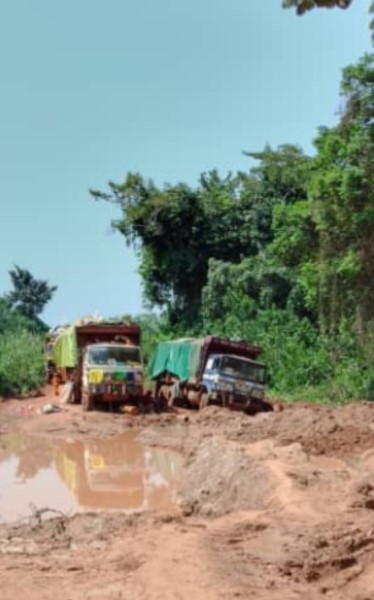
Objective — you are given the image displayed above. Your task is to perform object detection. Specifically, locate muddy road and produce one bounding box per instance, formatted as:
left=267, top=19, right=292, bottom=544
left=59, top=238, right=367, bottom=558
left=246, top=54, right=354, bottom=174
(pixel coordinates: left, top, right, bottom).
left=1, top=389, right=374, bottom=599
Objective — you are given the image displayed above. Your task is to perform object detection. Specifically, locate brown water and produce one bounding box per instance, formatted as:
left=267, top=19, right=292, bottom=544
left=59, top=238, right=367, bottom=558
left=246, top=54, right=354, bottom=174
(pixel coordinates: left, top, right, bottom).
left=0, top=431, right=182, bottom=523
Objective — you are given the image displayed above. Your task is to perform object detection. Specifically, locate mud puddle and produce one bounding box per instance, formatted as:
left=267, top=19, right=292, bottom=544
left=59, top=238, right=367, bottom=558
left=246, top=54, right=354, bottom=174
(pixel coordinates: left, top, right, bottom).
left=0, top=431, right=182, bottom=523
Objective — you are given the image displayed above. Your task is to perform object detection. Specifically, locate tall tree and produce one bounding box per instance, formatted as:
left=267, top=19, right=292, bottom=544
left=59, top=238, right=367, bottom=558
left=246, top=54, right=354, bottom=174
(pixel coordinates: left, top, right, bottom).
left=310, top=53, right=374, bottom=339
left=92, top=146, right=311, bottom=328
left=202, top=146, right=314, bottom=326
left=7, top=266, right=57, bottom=321
left=91, top=171, right=260, bottom=327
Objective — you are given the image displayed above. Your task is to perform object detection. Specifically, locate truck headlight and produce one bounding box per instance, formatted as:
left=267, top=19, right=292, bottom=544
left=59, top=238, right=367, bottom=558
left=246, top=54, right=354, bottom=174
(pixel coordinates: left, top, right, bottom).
left=252, top=388, right=264, bottom=400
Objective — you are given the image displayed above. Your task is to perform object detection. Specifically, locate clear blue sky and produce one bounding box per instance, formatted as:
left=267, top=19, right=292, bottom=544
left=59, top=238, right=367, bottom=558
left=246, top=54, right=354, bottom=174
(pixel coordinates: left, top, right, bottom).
left=0, top=0, right=371, bottom=326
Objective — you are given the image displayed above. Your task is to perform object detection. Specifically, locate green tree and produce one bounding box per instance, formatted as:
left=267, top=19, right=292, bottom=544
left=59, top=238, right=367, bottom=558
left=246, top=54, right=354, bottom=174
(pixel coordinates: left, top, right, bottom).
left=93, top=52, right=374, bottom=402
left=202, top=257, right=292, bottom=326
left=91, top=171, right=261, bottom=327
left=282, top=0, right=352, bottom=14
left=92, top=146, right=311, bottom=328
left=0, top=298, right=32, bottom=335
left=7, top=266, right=57, bottom=321
left=310, top=53, right=374, bottom=339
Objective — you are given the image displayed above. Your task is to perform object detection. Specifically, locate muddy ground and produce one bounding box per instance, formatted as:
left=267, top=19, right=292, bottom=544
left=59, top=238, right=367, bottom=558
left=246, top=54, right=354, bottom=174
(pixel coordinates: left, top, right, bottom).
left=1, top=389, right=374, bottom=599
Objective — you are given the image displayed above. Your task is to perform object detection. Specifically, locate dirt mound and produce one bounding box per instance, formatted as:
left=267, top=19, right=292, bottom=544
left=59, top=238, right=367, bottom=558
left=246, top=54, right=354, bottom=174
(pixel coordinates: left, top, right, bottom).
left=178, top=430, right=374, bottom=521
left=179, top=439, right=274, bottom=516
left=194, top=402, right=374, bottom=458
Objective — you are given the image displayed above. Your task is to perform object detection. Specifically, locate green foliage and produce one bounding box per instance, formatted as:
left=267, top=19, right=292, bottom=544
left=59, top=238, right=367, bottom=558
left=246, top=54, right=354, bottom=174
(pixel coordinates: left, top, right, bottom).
left=96, top=52, right=374, bottom=404
left=0, top=267, right=56, bottom=396
left=8, top=265, right=57, bottom=321
left=309, top=54, right=374, bottom=337
left=0, top=298, right=32, bottom=335
left=0, top=331, right=45, bottom=397
left=92, top=147, right=310, bottom=328
left=91, top=170, right=261, bottom=327
left=282, top=0, right=352, bottom=14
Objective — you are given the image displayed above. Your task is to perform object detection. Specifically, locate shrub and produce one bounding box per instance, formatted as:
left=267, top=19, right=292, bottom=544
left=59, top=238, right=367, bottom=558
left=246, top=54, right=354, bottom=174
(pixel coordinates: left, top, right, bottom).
left=0, top=331, right=45, bottom=397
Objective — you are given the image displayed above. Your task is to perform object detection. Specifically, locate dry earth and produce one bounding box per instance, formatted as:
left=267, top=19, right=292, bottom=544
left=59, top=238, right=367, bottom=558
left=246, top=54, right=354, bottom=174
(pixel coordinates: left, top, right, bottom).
left=1, top=388, right=374, bottom=599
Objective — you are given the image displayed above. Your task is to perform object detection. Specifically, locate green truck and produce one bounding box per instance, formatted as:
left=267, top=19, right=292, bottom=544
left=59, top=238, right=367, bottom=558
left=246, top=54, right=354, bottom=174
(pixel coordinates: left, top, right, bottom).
left=53, top=321, right=144, bottom=411
left=148, top=336, right=272, bottom=413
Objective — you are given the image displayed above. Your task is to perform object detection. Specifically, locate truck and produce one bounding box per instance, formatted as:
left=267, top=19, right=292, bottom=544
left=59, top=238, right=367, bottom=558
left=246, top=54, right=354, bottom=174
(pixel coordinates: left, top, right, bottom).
left=44, top=326, right=67, bottom=383
left=148, top=336, right=272, bottom=414
left=52, top=320, right=144, bottom=411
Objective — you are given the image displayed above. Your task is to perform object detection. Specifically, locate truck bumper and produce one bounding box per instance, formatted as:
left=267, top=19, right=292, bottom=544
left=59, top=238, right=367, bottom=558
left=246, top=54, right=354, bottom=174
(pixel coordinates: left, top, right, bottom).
left=88, top=393, right=143, bottom=404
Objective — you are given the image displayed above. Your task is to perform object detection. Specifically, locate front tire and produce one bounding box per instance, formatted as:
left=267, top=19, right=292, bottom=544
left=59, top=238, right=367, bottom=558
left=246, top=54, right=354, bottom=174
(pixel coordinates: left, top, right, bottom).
left=82, top=391, right=94, bottom=411
left=199, top=392, right=209, bottom=410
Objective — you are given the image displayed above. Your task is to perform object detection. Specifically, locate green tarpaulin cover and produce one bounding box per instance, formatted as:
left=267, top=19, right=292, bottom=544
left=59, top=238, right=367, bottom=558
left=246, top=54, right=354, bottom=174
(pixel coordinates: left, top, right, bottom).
left=148, top=338, right=204, bottom=381
left=53, top=326, right=78, bottom=368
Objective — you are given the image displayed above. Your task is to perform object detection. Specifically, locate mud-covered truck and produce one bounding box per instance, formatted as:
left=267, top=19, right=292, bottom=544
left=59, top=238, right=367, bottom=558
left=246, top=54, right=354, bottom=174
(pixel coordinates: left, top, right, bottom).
left=53, top=321, right=144, bottom=411
left=149, top=336, right=271, bottom=413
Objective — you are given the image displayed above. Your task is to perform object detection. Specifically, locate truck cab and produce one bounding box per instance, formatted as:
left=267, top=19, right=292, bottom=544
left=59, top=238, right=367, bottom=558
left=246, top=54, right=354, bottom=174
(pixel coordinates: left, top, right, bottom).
left=81, top=342, right=144, bottom=411
left=202, top=353, right=269, bottom=410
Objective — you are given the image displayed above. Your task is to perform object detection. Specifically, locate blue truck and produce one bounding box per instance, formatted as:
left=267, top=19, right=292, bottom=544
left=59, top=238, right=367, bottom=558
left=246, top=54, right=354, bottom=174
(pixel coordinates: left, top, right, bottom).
left=148, top=336, right=272, bottom=413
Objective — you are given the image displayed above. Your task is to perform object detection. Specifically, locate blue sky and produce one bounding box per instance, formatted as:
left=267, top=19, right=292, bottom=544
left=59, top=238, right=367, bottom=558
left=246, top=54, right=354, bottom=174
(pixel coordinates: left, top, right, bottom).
left=0, top=0, right=371, bottom=326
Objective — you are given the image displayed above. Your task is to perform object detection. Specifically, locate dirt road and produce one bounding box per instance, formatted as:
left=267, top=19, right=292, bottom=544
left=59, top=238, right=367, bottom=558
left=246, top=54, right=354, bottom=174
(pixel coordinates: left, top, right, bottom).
left=1, top=389, right=374, bottom=599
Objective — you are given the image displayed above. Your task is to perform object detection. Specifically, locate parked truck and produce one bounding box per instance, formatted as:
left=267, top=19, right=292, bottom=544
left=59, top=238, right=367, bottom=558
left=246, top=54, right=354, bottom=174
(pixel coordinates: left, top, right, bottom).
left=53, top=320, right=144, bottom=411
left=148, top=336, right=272, bottom=413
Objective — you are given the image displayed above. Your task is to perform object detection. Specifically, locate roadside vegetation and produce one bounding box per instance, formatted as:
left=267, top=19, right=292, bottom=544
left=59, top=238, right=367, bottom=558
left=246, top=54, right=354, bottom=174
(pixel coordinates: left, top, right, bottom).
left=94, top=52, right=374, bottom=404
left=0, top=268, right=56, bottom=397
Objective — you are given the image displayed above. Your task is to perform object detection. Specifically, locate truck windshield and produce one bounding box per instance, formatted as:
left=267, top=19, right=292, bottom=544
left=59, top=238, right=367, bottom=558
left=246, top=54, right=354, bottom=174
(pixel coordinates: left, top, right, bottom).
left=87, top=346, right=141, bottom=366
left=219, top=356, right=267, bottom=384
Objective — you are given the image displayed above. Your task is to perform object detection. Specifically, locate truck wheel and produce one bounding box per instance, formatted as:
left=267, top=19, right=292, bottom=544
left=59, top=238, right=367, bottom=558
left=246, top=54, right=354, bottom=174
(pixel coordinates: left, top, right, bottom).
left=82, top=392, right=94, bottom=412
left=199, top=392, right=209, bottom=410
left=73, top=384, right=81, bottom=404
left=65, top=382, right=75, bottom=404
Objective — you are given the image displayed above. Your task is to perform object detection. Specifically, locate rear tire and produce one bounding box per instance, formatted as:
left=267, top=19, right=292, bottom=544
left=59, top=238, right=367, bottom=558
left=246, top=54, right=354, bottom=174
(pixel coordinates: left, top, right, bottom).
left=65, top=382, right=75, bottom=404
left=73, top=383, right=81, bottom=405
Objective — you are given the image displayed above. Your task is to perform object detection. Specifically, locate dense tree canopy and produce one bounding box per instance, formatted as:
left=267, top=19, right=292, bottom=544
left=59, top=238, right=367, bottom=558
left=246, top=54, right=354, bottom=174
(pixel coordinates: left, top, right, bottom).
left=309, top=53, right=374, bottom=338
left=95, top=51, right=374, bottom=401
left=91, top=147, right=310, bottom=328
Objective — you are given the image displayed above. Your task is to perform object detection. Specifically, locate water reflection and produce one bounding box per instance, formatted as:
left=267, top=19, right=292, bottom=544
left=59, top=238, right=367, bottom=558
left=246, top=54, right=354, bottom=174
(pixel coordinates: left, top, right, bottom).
left=0, top=432, right=182, bottom=522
